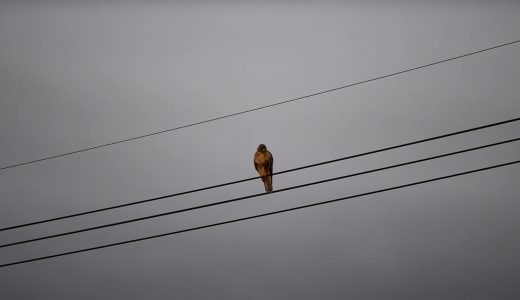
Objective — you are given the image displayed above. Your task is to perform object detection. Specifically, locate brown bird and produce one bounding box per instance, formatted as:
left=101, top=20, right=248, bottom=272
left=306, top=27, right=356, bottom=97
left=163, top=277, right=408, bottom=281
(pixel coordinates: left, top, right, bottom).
left=254, top=144, right=274, bottom=193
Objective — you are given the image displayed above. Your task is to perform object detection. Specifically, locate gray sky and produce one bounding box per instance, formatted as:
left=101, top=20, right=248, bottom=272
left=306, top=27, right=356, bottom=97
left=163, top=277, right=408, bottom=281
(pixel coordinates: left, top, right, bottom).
left=1, top=1, right=519, bottom=299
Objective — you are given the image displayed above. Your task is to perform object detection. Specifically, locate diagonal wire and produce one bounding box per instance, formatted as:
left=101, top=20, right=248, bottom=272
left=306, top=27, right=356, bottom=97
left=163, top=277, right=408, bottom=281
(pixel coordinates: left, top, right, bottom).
left=1, top=136, right=518, bottom=248
left=1, top=39, right=518, bottom=172
left=1, top=116, right=519, bottom=232
left=1, top=159, right=518, bottom=268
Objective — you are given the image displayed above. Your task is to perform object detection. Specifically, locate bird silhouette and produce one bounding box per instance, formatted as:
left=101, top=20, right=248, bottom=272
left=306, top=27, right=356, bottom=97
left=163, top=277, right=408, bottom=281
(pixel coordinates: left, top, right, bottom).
left=254, top=144, right=274, bottom=193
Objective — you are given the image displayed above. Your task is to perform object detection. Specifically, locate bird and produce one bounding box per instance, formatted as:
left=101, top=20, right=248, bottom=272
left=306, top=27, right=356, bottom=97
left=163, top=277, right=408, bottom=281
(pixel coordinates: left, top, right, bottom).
left=254, top=144, right=274, bottom=193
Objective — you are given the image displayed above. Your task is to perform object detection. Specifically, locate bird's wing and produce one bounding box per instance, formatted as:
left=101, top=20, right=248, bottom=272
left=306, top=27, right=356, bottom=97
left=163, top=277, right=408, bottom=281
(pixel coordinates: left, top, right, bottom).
left=267, top=151, right=273, bottom=175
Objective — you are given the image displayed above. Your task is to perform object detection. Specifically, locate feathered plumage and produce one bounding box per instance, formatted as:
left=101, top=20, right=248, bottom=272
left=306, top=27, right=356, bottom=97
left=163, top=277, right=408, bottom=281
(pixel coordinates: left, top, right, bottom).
left=254, top=144, right=273, bottom=193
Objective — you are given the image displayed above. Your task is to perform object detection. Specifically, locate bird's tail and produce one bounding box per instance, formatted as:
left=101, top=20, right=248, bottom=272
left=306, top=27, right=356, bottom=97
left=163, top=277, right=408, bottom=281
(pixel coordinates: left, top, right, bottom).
left=263, top=175, right=273, bottom=193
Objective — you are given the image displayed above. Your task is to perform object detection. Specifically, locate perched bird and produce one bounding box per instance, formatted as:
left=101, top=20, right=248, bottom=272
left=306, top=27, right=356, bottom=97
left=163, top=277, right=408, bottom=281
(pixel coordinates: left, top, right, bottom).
left=254, top=144, right=274, bottom=193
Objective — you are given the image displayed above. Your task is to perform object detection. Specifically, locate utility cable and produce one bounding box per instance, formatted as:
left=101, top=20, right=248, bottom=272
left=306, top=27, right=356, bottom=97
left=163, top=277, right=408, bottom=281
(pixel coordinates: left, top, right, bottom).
left=0, top=159, right=518, bottom=268
left=1, top=137, right=518, bottom=248
left=1, top=116, right=518, bottom=232
left=1, top=40, right=518, bottom=172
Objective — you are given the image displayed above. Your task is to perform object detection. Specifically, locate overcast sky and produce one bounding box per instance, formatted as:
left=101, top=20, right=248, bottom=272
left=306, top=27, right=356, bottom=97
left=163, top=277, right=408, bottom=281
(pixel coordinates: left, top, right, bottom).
left=1, top=1, right=519, bottom=299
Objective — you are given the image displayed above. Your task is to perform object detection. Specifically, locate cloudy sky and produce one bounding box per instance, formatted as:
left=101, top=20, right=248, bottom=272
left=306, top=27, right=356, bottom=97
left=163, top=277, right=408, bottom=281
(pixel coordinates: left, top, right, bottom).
left=1, top=1, right=519, bottom=299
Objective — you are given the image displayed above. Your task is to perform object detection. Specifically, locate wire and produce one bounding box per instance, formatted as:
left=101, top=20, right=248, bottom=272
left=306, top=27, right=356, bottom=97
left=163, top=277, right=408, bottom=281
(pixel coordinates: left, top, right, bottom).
left=1, top=40, right=518, bottom=172
left=1, top=116, right=519, bottom=232
left=1, top=159, right=518, bottom=268
left=1, top=137, right=518, bottom=248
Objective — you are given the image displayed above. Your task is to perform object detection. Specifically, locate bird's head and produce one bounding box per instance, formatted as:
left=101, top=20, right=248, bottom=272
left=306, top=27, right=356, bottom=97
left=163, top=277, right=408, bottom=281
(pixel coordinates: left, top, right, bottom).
left=257, top=144, right=267, bottom=151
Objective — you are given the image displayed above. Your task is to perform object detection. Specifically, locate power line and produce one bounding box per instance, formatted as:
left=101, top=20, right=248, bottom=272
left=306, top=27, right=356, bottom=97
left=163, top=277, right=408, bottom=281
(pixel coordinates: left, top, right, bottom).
left=1, top=137, right=518, bottom=248
left=1, top=40, right=518, bottom=172
left=1, top=116, right=518, bottom=232
left=1, top=159, right=518, bottom=268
